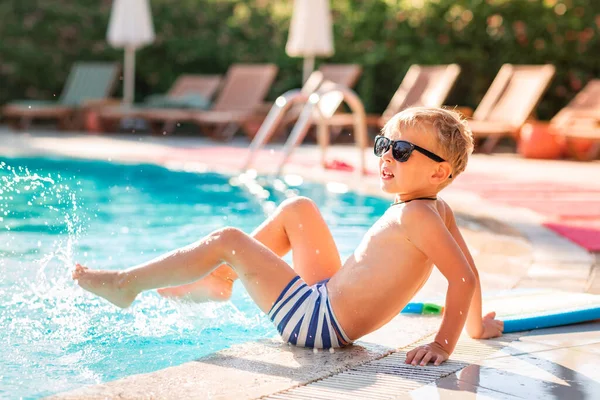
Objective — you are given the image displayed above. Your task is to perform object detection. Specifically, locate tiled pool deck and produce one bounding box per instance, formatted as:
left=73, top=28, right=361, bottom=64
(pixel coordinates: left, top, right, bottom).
left=1, top=127, right=599, bottom=399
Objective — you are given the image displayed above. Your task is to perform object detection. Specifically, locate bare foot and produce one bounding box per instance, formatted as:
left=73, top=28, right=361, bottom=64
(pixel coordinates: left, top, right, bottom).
left=72, top=263, right=137, bottom=308
left=157, top=272, right=233, bottom=303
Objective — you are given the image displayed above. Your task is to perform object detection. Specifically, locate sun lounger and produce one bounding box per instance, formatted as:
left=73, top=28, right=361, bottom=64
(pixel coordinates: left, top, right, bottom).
left=96, top=74, right=222, bottom=133
left=2, top=62, right=120, bottom=130
left=181, top=64, right=279, bottom=141
left=128, top=64, right=277, bottom=140
left=324, top=64, right=461, bottom=129
left=317, top=64, right=363, bottom=90
left=551, top=79, right=600, bottom=160
left=467, top=64, right=556, bottom=153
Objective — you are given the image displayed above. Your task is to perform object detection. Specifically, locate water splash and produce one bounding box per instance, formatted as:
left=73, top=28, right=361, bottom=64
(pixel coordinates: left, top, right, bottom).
left=0, top=159, right=279, bottom=398
left=0, top=162, right=86, bottom=294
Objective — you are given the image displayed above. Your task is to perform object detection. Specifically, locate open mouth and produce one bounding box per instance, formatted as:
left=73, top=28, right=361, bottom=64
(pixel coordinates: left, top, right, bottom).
left=381, top=170, right=394, bottom=179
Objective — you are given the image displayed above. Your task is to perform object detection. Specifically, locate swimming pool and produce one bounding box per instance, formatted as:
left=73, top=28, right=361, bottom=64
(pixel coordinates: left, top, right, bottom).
left=0, top=156, right=390, bottom=399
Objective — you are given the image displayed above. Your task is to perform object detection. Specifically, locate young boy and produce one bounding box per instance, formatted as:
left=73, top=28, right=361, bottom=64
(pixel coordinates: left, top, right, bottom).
left=73, top=107, right=503, bottom=366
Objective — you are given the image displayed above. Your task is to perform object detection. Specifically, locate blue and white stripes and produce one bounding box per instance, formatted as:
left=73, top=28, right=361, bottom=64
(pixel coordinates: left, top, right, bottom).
left=268, top=276, right=352, bottom=349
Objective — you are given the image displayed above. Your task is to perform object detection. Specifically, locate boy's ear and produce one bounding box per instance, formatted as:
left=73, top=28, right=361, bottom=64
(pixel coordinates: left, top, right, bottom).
left=430, top=162, right=452, bottom=183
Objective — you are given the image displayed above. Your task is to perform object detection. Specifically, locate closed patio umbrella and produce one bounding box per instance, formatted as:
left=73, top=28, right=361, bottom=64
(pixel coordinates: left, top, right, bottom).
left=107, top=0, right=155, bottom=105
left=286, top=0, right=334, bottom=83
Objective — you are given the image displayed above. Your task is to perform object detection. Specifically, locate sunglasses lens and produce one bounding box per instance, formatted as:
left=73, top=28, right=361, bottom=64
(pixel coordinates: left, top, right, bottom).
left=392, top=141, right=412, bottom=162
left=374, top=137, right=390, bottom=157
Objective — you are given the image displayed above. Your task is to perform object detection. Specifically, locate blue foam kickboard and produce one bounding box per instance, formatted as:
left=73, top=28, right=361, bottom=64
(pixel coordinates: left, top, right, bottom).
left=501, top=305, right=600, bottom=333
left=409, top=289, right=600, bottom=333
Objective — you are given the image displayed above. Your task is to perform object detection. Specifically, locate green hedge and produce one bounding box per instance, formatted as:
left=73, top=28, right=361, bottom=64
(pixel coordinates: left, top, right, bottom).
left=1, top=0, right=598, bottom=119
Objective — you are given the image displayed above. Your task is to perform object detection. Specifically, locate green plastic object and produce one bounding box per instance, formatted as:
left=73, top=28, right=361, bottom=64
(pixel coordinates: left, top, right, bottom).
left=401, top=302, right=444, bottom=315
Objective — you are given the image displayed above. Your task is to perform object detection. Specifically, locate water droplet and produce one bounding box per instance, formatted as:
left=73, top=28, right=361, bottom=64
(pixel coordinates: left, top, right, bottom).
left=445, top=339, right=448, bottom=344
left=232, top=250, right=236, bottom=255
left=462, top=277, right=465, bottom=282
left=315, top=249, right=320, bottom=254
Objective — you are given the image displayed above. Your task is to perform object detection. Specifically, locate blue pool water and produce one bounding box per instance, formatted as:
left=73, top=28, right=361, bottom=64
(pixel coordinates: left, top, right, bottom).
left=0, top=156, right=390, bottom=399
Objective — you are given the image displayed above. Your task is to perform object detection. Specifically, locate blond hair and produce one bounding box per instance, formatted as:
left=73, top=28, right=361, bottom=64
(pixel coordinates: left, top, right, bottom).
left=382, top=107, right=474, bottom=189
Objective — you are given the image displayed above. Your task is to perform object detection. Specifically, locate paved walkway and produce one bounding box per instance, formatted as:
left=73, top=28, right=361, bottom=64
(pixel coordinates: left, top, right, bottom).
left=2, top=128, right=599, bottom=399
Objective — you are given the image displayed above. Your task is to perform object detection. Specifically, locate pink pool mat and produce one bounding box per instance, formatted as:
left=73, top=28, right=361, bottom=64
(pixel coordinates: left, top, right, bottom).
left=543, top=220, right=600, bottom=251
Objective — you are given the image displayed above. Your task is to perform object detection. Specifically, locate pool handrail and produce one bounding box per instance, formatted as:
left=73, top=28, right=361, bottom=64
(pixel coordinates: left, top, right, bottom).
left=241, top=89, right=313, bottom=171
left=275, top=82, right=368, bottom=177
left=243, top=82, right=368, bottom=178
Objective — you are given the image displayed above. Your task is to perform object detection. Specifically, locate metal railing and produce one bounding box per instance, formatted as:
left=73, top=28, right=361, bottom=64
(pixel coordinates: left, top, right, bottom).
left=241, top=89, right=310, bottom=171
left=242, top=82, right=368, bottom=177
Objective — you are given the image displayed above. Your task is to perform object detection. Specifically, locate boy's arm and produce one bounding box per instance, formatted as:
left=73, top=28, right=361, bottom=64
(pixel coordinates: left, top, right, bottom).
left=446, top=206, right=504, bottom=339
left=402, top=203, right=476, bottom=364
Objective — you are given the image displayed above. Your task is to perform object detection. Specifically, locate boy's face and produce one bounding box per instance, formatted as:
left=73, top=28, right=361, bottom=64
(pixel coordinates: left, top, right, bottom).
left=378, top=126, right=446, bottom=195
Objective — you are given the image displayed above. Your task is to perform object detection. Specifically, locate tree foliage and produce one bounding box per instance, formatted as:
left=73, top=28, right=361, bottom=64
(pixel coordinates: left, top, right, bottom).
left=0, top=0, right=598, bottom=119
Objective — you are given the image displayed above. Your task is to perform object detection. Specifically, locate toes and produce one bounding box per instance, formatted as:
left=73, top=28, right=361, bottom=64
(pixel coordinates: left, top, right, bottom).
left=72, top=263, right=89, bottom=280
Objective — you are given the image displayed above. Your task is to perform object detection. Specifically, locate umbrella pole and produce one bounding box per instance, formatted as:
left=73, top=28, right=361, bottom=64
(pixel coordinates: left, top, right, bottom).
left=302, top=56, right=315, bottom=84
left=123, top=45, right=136, bottom=106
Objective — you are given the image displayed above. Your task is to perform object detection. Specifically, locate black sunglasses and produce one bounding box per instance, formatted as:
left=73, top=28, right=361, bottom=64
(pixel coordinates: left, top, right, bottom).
left=374, top=135, right=452, bottom=178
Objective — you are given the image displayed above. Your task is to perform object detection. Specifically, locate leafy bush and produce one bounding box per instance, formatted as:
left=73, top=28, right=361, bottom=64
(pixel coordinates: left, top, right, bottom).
left=0, top=0, right=598, bottom=119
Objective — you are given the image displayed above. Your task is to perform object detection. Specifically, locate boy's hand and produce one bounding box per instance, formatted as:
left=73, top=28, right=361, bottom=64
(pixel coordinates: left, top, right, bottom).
left=405, top=342, right=449, bottom=366
left=473, top=311, right=504, bottom=339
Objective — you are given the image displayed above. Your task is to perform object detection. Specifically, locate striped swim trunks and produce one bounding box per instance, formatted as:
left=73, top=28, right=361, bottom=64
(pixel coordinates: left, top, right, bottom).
left=268, top=275, right=352, bottom=349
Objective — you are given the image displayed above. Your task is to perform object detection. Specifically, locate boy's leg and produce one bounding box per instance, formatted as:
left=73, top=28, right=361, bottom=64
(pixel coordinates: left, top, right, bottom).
left=73, top=227, right=298, bottom=313
left=158, top=197, right=342, bottom=300
left=253, top=196, right=342, bottom=283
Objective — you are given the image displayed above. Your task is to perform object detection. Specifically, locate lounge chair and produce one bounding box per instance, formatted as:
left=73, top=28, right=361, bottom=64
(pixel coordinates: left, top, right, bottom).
left=129, top=64, right=277, bottom=140
left=467, top=64, right=556, bottom=153
left=317, top=64, right=363, bottom=90
left=96, top=74, right=222, bottom=134
left=2, top=62, right=120, bottom=130
left=324, top=64, right=461, bottom=129
left=178, top=64, right=278, bottom=141
left=551, top=79, right=600, bottom=160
